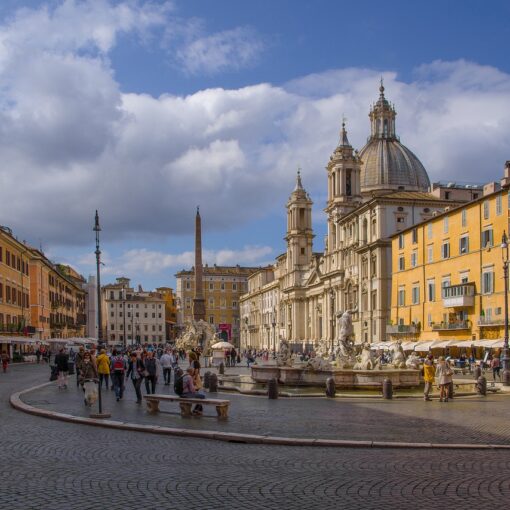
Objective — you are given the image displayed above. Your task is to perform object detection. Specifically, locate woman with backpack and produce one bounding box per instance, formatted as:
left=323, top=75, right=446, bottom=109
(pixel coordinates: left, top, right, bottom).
left=110, top=349, right=126, bottom=401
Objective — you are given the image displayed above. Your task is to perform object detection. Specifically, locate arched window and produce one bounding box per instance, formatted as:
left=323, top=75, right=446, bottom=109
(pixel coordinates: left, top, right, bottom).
left=362, top=219, right=368, bottom=243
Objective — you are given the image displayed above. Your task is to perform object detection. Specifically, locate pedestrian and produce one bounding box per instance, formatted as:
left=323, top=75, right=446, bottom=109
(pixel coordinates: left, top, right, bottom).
left=144, top=351, right=157, bottom=394
left=181, top=367, right=205, bottom=415
left=96, top=349, right=111, bottom=390
left=189, top=351, right=202, bottom=391
left=436, top=356, right=453, bottom=402
left=126, top=352, right=145, bottom=404
left=74, top=346, right=86, bottom=387
left=160, top=349, right=173, bottom=385
left=36, top=348, right=41, bottom=364
left=110, top=349, right=126, bottom=401
left=1, top=351, right=10, bottom=373
left=230, top=347, right=237, bottom=367
left=423, top=353, right=435, bottom=401
left=54, top=348, right=69, bottom=389
left=491, top=355, right=501, bottom=381
left=79, top=351, right=98, bottom=407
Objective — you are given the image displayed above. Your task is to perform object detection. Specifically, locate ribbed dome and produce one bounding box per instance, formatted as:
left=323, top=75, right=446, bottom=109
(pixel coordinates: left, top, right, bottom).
left=358, top=138, right=430, bottom=193
left=358, top=82, right=430, bottom=194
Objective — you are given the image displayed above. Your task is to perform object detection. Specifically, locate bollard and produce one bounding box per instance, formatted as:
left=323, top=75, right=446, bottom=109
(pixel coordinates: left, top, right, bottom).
left=267, top=378, right=279, bottom=399
left=325, top=377, right=336, bottom=398
left=209, top=373, right=218, bottom=393
left=219, top=362, right=225, bottom=375
left=473, top=366, right=482, bottom=380
left=203, top=371, right=211, bottom=389
left=476, top=375, right=487, bottom=396
left=382, top=378, right=393, bottom=399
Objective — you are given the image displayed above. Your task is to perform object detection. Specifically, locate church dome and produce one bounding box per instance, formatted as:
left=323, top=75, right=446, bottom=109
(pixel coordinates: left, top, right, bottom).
left=358, top=83, right=430, bottom=194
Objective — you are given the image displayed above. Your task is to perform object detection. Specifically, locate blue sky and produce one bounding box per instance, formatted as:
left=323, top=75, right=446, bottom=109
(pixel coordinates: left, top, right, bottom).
left=0, top=0, right=509, bottom=290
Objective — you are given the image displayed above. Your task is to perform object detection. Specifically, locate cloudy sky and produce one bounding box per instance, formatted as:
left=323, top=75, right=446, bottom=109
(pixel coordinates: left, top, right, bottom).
left=0, top=0, right=509, bottom=289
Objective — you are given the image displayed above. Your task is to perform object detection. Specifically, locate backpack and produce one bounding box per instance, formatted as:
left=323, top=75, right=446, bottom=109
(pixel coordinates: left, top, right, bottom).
left=174, top=375, right=184, bottom=396
left=113, top=356, right=125, bottom=371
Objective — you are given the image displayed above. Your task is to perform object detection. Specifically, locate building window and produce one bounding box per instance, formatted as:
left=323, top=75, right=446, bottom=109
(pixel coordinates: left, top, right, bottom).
left=209, top=282, right=214, bottom=290
left=427, top=313, right=432, bottom=326
left=461, top=209, right=467, bottom=227
left=441, top=242, right=450, bottom=259
left=443, top=217, right=449, bottom=234
left=427, top=224, right=433, bottom=239
left=427, top=246, right=433, bottom=263
left=411, top=228, right=418, bottom=244
left=398, top=234, right=404, bottom=249
left=397, top=288, right=405, bottom=306
left=412, top=286, right=420, bottom=305
left=411, top=251, right=417, bottom=268
left=482, top=270, right=494, bottom=294
left=232, top=301, right=237, bottom=308
left=482, top=228, right=493, bottom=248
left=221, top=283, right=225, bottom=291
left=483, top=200, right=490, bottom=220
left=233, top=283, right=237, bottom=291
left=459, top=236, right=469, bottom=255
left=427, top=280, right=435, bottom=302
left=186, top=282, right=191, bottom=290
left=496, top=195, right=502, bottom=216
left=398, top=256, right=405, bottom=271
left=209, top=316, right=214, bottom=324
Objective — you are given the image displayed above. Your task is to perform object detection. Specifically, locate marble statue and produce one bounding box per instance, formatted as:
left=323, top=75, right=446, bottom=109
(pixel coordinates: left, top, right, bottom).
left=333, top=309, right=357, bottom=368
left=354, top=342, right=379, bottom=371
left=306, top=338, right=332, bottom=371
left=175, top=319, right=216, bottom=353
left=405, top=351, right=420, bottom=370
left=389, top=340, right=407, bottom=369
left=276, top=338, right=293, bottom=367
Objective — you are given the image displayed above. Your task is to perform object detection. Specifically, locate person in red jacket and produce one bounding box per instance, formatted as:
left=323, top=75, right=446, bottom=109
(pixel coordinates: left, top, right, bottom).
left=2, top=351, right=10, bottom=373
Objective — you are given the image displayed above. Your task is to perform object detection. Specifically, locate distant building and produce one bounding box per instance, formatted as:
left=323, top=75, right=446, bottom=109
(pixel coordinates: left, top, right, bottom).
left=156, top=286, right=178, bottom=340
left=102, top=277, right=166, bottom=346
left=240, top=84, right=479, bottom=351
left=175, top=265, right=259, bottom=346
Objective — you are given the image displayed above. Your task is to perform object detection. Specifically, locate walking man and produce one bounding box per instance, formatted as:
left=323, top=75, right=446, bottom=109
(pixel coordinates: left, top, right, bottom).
left=160, top=349, right=173, bottom=385
left=126, top=352, right=145, bottom=404
left=54, top=348, right=69, bottom=389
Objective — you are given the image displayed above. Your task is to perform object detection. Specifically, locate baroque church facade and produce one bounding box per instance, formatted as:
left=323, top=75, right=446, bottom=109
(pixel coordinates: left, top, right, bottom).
left=240, top=84, right=476, bottom=351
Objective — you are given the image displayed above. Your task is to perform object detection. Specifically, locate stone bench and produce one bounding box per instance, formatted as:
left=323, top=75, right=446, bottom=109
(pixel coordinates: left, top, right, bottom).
left=144, top=394, right=230, bottom=418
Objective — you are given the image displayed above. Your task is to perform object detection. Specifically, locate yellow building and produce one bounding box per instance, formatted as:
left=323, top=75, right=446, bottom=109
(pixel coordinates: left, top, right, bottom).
left=156, top=287, right=178, bottom=340
left=390, top=166, right=510, bottom=348
left=175, top=265, right=258, bottom=345
left=0, top=226, right=32, bottom=354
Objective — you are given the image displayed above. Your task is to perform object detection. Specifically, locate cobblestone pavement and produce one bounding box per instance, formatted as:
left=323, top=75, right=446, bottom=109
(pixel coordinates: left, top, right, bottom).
left=2, top=364, right=510, bottom=509
left=23, top=365, right=510, bottom=444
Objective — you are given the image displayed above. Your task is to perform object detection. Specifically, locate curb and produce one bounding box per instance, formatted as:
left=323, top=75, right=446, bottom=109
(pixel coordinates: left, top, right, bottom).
left=10, top=382, right=510, bottom=450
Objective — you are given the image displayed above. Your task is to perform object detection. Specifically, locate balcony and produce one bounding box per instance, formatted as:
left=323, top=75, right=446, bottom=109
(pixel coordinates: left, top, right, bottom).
left=442, top=283, right=475, bottom=308
left=432, top=320, right=471, bottom=331
left=477, top=317, right=505, bottom=327
left=386, top=324, right=418, bottom=335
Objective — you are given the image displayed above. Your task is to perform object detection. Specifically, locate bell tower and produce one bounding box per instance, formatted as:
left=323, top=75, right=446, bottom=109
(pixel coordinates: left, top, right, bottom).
left=285, top=170, right=314, bottom=273
left=325, top=120, right=362, bottom=252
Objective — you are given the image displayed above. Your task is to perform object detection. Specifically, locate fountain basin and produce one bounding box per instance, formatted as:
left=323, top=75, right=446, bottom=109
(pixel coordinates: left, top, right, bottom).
left=251, top=365, right=420, bottom=388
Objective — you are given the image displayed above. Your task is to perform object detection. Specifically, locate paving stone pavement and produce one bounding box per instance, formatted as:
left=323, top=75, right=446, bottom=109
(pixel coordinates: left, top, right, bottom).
left=2, top=363, right=510, bottom=509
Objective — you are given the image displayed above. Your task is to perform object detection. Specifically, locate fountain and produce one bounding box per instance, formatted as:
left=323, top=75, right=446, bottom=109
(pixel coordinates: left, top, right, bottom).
left=251, top=310, right=421, bottom=389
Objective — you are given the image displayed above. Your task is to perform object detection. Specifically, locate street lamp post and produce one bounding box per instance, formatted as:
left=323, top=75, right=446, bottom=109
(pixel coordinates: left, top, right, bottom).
left=91, top=210, right=110, bottom=419
left=501, top=231, right=510, bottom=386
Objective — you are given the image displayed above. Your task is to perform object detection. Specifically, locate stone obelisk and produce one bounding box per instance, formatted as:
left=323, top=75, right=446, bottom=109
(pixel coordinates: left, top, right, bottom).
left=192, top=206, right=206, bottom=322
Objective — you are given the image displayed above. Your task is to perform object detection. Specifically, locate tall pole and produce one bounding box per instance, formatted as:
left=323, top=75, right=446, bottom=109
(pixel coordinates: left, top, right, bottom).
left=91, top=210, right=110, bottom=418
left=94, top=211, right=102, bottom=345
left=502, top=231, right=510, bottom=386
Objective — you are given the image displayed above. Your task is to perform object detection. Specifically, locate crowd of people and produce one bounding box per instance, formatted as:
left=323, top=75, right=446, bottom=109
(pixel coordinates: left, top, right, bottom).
left=49, top=343, right=207, bottom=414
